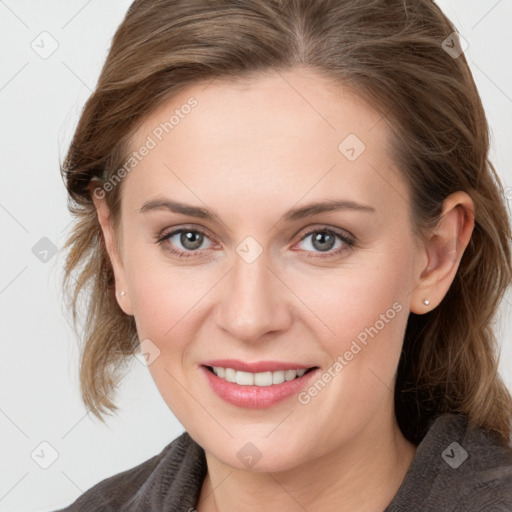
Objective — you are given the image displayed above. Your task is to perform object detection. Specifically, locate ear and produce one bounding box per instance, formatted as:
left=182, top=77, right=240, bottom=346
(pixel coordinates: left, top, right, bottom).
left=410, top=191, right=475, bottom=314
left=88, top=180, right=134, bottom=316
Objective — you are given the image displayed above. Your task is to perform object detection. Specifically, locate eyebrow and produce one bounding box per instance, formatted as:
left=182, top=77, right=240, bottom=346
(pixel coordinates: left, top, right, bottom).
left=139, top=197, right=375, bottom=223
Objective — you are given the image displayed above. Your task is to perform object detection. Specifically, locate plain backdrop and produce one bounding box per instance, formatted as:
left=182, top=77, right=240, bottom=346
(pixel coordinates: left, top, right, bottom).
left=1, top=1, right=511, bottom=510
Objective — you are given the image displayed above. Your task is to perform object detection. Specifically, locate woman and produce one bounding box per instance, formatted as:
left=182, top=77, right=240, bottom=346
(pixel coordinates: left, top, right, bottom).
left=56, top=0, right=512, bottom=510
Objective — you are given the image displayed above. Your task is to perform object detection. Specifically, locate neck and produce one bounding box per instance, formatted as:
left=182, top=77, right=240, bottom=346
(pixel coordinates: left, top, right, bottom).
left=196, top=411, right=416, bottom=512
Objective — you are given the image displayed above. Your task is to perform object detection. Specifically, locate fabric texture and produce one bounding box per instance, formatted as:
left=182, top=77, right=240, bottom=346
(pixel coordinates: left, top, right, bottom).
left=55, top=413, right=512, bottom=511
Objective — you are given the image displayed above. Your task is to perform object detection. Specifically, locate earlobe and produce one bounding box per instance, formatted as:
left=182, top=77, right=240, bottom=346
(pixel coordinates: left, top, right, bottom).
left=410, top=191, right=475, bottom=314
left=88, top=181, right=134, bottom=316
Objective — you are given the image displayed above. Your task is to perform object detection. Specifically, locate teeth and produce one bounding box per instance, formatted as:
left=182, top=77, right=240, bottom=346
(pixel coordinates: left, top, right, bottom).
left=225, top=368, right=236, bottom=383
left=211, top=367, right=309, bottom=386
left=236, top=371, right=254, bottom=386
left=285, top=369, right=297, bottom=381
left=255, top=371, right=272, bottom=386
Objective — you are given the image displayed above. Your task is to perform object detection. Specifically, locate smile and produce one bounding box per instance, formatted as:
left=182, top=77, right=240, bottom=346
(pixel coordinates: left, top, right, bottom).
left=200, top=361, right=320, bottom=408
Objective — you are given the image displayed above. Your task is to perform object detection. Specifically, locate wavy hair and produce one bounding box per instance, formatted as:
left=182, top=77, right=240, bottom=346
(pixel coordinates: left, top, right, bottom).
left=61, top=0, right=512, bottom=445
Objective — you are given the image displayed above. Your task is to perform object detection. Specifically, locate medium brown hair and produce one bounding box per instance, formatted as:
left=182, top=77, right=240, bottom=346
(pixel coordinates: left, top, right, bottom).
left=61, top=0, right=512, bottom=445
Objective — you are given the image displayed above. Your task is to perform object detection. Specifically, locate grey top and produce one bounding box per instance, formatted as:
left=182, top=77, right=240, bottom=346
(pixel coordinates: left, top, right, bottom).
left=55, top=413, right=512, bottom=511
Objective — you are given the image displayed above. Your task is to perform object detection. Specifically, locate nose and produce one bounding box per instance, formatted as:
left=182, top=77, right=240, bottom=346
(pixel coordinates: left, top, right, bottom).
left=214, top=251, right=293, bottom=343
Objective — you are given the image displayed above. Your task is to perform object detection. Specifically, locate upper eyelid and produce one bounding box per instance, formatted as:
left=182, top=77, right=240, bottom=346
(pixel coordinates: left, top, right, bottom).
left=296, top=225, right=354, bottom=241
left=158, top=224, right=216, bottom=244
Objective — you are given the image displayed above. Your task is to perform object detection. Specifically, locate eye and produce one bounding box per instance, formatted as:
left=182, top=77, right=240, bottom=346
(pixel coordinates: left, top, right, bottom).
left=294, top=227, right=355, bottom=259
left=155, top=226, right=215, bottom=258
left=155, top=225, right=355, bottom=260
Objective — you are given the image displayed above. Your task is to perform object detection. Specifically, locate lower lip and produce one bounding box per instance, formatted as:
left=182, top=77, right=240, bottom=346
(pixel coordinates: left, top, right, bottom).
left=201, top=366, right=319, bottom=409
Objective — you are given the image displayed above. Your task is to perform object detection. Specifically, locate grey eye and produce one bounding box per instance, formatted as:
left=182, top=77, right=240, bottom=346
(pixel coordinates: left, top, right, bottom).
left=310, top=231, right=337, bottom=252
left=175, top=230, right=206, bottom=251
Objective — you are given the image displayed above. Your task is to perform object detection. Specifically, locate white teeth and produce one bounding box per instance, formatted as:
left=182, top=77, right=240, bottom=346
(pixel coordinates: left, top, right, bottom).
left=272, top=370, right=285, bottom=385
left=254, top=371, right=273, bottom=386
left=224, top=368, right=237, bottom=383
left=211, top=367, right=310, bottom=386
left=284, top=369, right=297, bottom=381
left=236, top=371, right=254, bottom=386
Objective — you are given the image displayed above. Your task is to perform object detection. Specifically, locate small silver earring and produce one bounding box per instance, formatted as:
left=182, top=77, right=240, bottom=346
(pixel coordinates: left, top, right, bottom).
left=423, top=298, right=430, bottom=306
left=119, top=291, right=126, bottom=297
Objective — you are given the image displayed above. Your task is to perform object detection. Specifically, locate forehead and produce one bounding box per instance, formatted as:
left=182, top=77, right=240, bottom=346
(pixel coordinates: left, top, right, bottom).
left=131, top=68, right=387, bottom=153
left=122, top=68, right=405, bottom=218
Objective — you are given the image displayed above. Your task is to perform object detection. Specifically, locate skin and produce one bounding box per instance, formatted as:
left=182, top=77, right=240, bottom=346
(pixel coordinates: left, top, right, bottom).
left=92, top=66, right=474, bottom=511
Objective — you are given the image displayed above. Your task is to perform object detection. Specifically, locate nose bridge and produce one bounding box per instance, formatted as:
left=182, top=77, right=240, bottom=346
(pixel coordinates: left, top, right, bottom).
left=216, top=248, right=291, bottom=341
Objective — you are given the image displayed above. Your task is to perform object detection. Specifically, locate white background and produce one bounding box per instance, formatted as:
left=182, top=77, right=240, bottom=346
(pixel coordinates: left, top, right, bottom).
left=1, top=1, right=511, bottom=510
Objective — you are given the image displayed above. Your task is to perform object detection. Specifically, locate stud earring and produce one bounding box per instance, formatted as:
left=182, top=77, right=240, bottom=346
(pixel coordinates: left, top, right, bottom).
left=119, top=291, right=126, bottom=297
left=423, top=298, right=430, bottom=306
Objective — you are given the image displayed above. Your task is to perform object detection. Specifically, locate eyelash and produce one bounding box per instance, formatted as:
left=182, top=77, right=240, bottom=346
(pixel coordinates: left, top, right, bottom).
left=154, top=225, right=355, bottom=260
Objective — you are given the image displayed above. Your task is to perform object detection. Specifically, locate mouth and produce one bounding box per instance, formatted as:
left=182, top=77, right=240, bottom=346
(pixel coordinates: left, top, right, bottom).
left=200, top=360, right=320, bottom=408
left=203, top=365, right=317, bottom=386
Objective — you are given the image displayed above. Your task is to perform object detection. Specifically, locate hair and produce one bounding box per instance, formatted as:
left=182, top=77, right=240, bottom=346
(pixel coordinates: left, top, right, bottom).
left=61, top=0, right=512, bottom=445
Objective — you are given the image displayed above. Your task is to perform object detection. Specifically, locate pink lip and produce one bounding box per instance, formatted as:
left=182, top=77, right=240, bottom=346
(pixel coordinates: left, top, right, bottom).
left=200, top=365, right=319, bottom=409
left=201, top=359, right=314, bottom=373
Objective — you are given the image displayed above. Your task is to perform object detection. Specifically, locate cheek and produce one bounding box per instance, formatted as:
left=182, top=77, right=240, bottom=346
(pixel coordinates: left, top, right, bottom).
left=122, top=230, right=207, bottom=330
left=128, top=265, right=208, bottom=342
left=294, top=249, right=411, bottom=342
left=124, top=250, right=229, bottom=407
left=291, top=260, right=410, bottom=433
left=124, top=255, right=211, bottom=412
left=292, top=249, right=413, bottom=403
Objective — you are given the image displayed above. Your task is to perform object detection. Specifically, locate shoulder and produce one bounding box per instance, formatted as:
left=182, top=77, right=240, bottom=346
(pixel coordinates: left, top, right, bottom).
left=53, top=431, right=207, bottom=512
left=387, top=413, right=512, bottom=511
left=448, top=414, right=512, bottom=511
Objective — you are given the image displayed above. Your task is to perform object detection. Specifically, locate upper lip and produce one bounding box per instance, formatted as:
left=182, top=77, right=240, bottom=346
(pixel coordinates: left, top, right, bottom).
left=201, top=359, right=316, bottom=373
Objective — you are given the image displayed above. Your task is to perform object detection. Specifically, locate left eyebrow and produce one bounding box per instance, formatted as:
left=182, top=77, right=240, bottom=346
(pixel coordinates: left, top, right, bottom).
left=282, top=199, right=376, bottom=222
left=139, top=198, right=376, bottom=222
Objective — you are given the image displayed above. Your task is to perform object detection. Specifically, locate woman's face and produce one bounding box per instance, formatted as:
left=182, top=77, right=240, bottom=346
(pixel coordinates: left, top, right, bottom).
left=106, top=68, right=427, bottom=471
